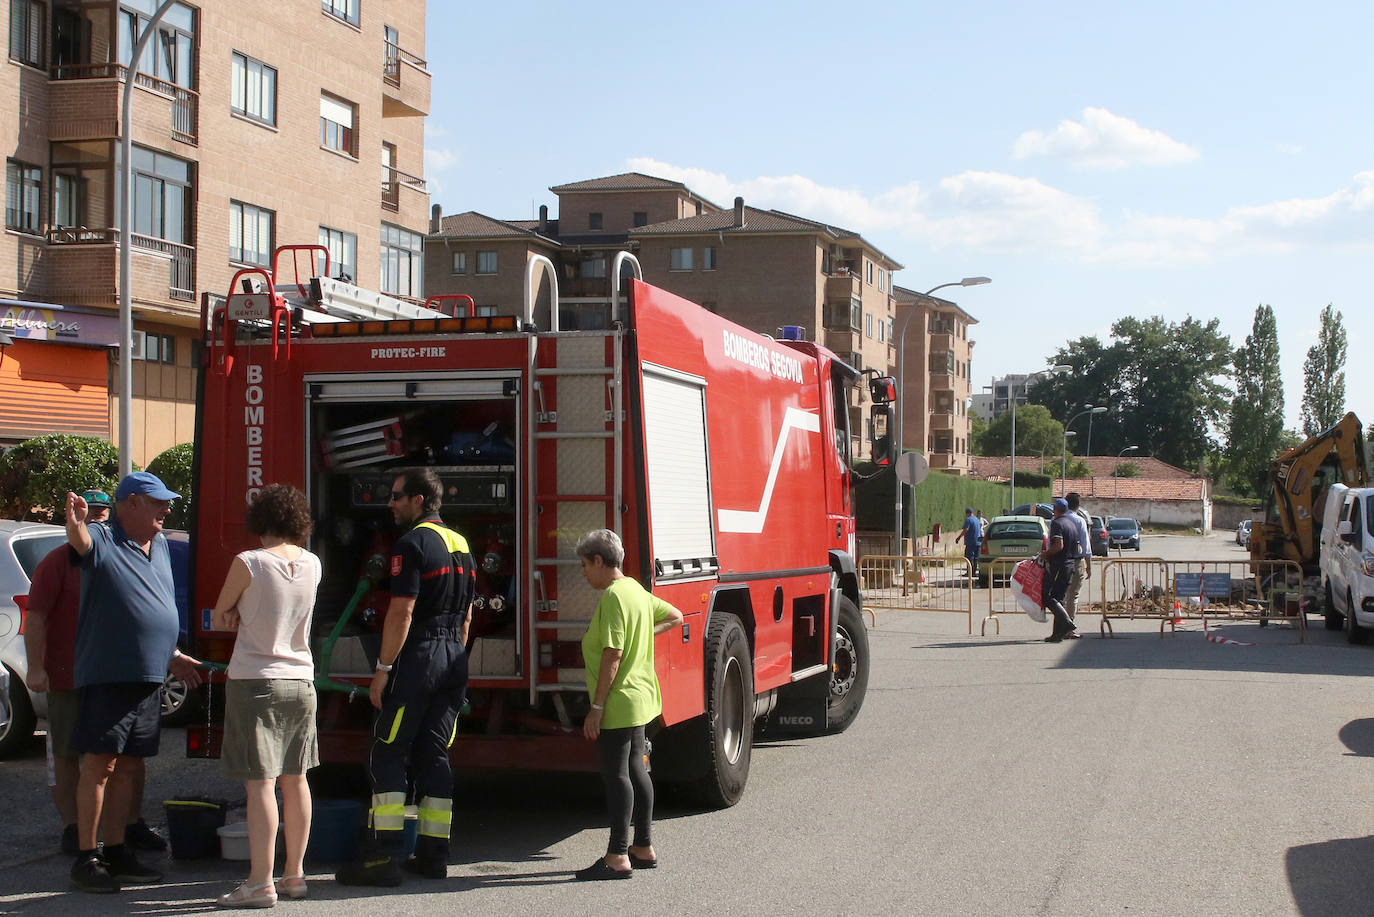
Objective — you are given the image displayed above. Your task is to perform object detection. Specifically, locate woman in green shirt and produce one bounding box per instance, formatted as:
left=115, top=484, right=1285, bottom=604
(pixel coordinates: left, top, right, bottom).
left=575, top=529, right=684, bottom=881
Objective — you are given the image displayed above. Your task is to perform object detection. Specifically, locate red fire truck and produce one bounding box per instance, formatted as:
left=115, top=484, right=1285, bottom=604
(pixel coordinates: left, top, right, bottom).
left=186, top=246, right=891, bottom=806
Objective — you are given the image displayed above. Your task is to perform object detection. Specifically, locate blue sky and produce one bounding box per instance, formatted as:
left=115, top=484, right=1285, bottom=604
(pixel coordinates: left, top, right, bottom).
left=424, top=1, right=1373, bottom=434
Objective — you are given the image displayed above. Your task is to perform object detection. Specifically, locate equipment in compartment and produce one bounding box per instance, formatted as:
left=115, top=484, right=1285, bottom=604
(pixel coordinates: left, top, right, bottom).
left=320, top=416, right=407, bottom=469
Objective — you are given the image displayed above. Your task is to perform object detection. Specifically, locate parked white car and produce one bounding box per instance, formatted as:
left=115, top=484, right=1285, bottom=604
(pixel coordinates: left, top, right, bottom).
left=1319, top=484, right=1374, bottom=643
left=0, top=520, right=66, bottom=757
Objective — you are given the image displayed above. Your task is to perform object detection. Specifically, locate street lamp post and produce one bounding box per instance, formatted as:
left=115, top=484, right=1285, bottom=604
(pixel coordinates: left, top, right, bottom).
left=893, top=276, right=991, bottom=553
left=1113, top=445, right=1140, bottom=511
left=1058, top=430, right=1078, bottom=491
left=1084, top=403, right=1104, bottom=458
left=1061, top=406, right=1107, bottom=491
left=1009, top=365, right=1071, bottom=511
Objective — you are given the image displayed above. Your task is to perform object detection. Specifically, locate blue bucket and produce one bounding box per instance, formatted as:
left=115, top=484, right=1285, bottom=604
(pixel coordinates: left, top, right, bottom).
left=307, top=799, right=363, bottom=863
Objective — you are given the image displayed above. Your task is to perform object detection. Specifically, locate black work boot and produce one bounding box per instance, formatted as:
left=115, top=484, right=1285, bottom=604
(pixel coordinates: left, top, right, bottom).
left=102, top=844, right=164, bottom=885
left=70, top=852, right=120, bottom=893
left=335, top=838, right=403, bottom=887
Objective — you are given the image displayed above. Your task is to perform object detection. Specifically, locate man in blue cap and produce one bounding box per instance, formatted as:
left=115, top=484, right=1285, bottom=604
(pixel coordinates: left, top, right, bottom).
left=1036, top=498, right=1082, bottom=642
left=63, top=472, right=204, bottom=894
left=954, top=507, right=983, bottom=583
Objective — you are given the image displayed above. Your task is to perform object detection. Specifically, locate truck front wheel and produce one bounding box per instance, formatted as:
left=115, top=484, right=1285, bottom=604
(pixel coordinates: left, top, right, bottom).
left=1347, top=590, right=1370, bottom=645
left=686, top=612, right=753, bottom=808
left=825, top=595, right=869, bottom=734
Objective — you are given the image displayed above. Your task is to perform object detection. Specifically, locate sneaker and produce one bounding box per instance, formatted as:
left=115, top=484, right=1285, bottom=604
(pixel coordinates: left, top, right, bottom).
left=60, top=824, right=80, bottom=856
left=70, top=853, right=120, bottom=894
left=125, top=818, right=168, bottom=852
left=336, top=853, right=403, bottom=887
left=102, top=845, right=164, bottom=885
left=403, top=855, right=448, bottom=879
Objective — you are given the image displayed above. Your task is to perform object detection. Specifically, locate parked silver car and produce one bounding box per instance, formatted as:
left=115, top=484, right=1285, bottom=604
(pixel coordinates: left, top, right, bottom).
left=1236, top=519, right=1252, bottom=548
left=0, top=520, right=67, bottom=757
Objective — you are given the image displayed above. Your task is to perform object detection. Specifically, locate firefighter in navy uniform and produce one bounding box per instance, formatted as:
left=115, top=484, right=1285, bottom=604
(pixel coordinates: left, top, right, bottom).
left=337, top=467, right=474, bottom=886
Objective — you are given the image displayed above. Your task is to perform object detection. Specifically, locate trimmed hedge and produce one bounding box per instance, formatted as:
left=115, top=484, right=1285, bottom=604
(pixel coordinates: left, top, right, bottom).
left=0, top=434, right=121, bottom=522
left=855, top=460, right=1051, bottom=541
left=145, top=443, right=194, bottom=530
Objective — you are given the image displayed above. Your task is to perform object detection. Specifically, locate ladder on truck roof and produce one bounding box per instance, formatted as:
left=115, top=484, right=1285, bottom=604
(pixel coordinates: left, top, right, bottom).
left=526, top=253, right=642, bottom=711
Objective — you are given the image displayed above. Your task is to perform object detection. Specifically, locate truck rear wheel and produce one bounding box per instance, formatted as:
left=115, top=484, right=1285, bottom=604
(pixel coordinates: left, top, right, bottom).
left=1347, top=590, right=1370, bottom=645
left=1324, top=581, right=1343, bottom=630
left=686, top=612, right=753, bottom=808
left=825, top=595, right=869, bottom=734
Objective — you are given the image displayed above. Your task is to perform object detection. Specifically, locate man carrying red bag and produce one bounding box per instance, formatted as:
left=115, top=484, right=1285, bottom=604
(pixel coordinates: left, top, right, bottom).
left=1037, top=499, right=1082, bottom=642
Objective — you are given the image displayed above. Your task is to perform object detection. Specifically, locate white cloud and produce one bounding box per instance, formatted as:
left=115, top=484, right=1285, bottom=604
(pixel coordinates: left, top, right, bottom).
left=1012, top=107, right=1199, bottom=170
left=620, top=158, right=1374, bottom=268
left=424, top=146, right=460, bottom=194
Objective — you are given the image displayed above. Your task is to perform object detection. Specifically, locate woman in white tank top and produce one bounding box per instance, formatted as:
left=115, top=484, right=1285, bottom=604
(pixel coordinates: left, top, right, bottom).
left=210, top=484, right=322, bottom=907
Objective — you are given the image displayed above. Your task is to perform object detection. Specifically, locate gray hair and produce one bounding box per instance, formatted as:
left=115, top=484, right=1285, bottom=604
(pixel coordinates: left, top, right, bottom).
left=575, top=529, right=624, bottom=568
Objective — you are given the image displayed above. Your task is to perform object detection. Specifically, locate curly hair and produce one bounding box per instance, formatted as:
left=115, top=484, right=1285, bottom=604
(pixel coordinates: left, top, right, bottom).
left=245, top=484, right=313, bottom=541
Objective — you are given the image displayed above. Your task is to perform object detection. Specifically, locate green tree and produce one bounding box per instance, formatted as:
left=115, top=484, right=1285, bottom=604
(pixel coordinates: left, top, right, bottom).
left=969, top=409, right=988, bottom=456
left=0, top=435, right=121, bottom=522
left=979, top=404, right=1064, bottom=458
left=1300, top=303, right=1346, bottom=435
left=145, top=443, right=194, bottom=530
left=1226, top=304, right=1285, bottom=496
left=1114, top=462, right=1140, bottom=478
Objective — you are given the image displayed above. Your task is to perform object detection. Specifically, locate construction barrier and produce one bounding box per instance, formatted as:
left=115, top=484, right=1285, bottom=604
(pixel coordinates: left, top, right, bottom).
left=1097, top=557, right=1306, bottom=641
left=858, top=555, right=974, bottom=634
left=978, top=557, right=1026, bottom=636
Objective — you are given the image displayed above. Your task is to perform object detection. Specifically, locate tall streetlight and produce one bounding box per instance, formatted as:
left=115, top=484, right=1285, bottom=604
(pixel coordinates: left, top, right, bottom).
left=1113, top=445, right=1140, bottom=510
left=893, top=276, right=991, bottom=551
left=1057, top=430, right=1078, bottom=491
left=1082, top=402, right=1107, bottom=458
left=1009, top=364, right=1071, bottom=511
left=1062, top=406, right=1107, bottom=488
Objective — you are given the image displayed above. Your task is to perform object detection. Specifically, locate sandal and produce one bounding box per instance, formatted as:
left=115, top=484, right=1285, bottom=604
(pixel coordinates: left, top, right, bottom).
left=217, top=880, right=277, bottom=909
left=574, top=859, right=632, bottom=881
left=278, top=875, right=308, bottom=900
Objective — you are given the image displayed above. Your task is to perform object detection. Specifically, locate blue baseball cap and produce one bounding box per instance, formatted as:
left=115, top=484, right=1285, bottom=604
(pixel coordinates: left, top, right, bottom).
left=115, top=471, right=180, bottom=502
left=1052, top=498, right=1069, bottom=513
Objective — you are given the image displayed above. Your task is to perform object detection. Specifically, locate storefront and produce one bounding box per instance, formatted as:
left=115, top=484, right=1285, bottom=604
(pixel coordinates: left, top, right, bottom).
left=0, top=301, right=118, bottom=447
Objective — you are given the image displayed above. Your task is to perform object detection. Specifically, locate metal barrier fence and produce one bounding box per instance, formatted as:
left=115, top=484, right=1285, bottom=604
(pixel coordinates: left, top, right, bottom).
left=858, top=555, right=974, bottom=634
left=979, top=557, right=1028, bottom=636
left=1097, top=557, right=1306, bottom=641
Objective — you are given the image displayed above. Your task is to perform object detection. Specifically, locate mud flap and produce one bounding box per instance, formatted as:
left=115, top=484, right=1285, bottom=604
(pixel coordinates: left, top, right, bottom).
left=768, top=671, right=830, bottom=736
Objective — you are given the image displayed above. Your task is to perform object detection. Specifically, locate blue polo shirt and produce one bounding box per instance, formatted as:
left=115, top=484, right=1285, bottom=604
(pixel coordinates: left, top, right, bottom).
left=75, top=519, right=180, bottom=687
left=962, top=515, right=983, bottom=551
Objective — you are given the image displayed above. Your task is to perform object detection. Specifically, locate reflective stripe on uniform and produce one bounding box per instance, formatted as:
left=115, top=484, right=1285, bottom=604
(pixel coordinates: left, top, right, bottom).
left=414, top=521, right=470, bottom=554
left=381, top=705, right=406, bottom=744
left=447, top=717, right=458, bottom=748
left=416, top=795, right=453, bottom=839
left=370, top=791, right=407, bottom=832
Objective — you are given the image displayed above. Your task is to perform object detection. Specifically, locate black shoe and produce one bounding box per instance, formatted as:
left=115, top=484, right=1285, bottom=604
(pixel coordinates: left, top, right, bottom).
left=1044, top=634, right=1064, bottom=643
left=403, top=855, right=448, bottom=879
left=336, top=854, right=403, bottom=887
left=102, top=845, right=163, bottom=885
left=1064, top=631, right=1082, bottom=639
left=628, top=851, right=657, bottom=870
left=125, top=818, right=168, bottom=852
left=70, top=853, right=120, bottom=894
left=574, top=859, right=632, bottom=881
left=60, top=824, right=79, bottom=856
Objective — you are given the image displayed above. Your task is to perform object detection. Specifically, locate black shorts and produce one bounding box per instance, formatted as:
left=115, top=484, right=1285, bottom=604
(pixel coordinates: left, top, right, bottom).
left=71, top=682, right=163, bottom=758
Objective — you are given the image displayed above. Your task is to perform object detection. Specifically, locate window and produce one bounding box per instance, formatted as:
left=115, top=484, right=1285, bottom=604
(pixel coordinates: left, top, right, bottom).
left=865, top=312, right=874, bottom=338
left=887, top=317, right=894, bottom=341
left=6, top=160, right=41, bottom=233
left=588, top=212, right=603, bottom=230
left=878, top=269, right=886, bottom=292
left=9, top=0, right=44, bottom=67
left=670, top=247, right=693, bottom=271
left=318, top=225, right=357, bottom=281
left=231, top=52, right=276, bottom=125
left=380, top=223, right=423, bottom=297
left=476, top=304, right=498, bottom=317
left=229, top=201, right=274, bottom=267
left=850, top=297, right=862, bottom=331
left=580, top=258, right=606, bottom=279
left=878, top=318, right=885, bottom=343
left=322, top=0, right=360, bottom=26
left=476, top=251, right=498, bottom=274
left=320, top=93, right=357, bottom=157
left=451, top=251, right=467, bottom=274
left=122, top=146, right=192, bottom=244
left=865, top=260, right=873, bottom=284
left=702, top=247, right=717, bottom=270
left=119, top=2, right=196, bottom=89
left=142, top=332, right=176, bottom=364
left=633, top=211, right=647, bottom=227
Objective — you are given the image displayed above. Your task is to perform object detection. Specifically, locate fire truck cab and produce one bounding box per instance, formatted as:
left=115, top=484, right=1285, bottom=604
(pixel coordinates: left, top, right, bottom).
left=188, top=246, right=889, bottom=806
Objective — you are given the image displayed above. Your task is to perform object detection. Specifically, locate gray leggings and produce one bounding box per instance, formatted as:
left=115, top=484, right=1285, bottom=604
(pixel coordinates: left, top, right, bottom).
left=595, top=725, right=653, bottom=855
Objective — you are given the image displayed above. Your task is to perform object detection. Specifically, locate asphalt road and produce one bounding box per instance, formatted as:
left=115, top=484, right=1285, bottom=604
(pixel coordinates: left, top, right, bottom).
left=0, top=531, right=1371, bottom=916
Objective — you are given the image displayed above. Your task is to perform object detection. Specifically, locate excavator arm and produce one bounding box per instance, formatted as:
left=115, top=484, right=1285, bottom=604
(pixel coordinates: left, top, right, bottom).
left=1251, top=412, right=1368, bottom=573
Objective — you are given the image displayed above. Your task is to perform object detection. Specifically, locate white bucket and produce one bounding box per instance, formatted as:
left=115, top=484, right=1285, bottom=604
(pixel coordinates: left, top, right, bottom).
left=217, top=823, right=251, bottom=860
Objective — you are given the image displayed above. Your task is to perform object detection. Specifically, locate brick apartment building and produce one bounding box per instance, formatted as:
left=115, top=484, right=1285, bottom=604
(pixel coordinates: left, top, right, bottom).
left=1, top=0, right=430, bottom=464
left=426, top=171, right=922, bottom=460
left=892, top=286, right=976, bottom=474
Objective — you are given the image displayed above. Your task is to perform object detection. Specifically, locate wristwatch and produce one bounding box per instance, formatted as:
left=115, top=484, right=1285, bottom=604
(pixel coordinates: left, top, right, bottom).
left=375, top=661, right=393, bottom=673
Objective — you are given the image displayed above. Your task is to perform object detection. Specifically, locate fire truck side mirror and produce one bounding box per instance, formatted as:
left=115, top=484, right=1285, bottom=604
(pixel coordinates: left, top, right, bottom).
left=867, top=375, right=897, bottom=405
left=869, top=404, right=894, bottom=465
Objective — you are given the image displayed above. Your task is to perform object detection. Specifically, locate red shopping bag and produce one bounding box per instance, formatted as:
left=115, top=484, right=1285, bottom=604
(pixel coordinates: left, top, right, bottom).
left=1010, top=559, right=1047, bottom=622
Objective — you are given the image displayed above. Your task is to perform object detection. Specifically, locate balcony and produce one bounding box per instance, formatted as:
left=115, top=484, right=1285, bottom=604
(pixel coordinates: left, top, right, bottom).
left=824, top=267, right=862, bottom=299
left=49, top=64, right=198, bottom=145
left=382, top=165, right=427, bottom=217
left=929, top=331, right=954, bottom=352
left=824, top=330, right=860, bottom=354
left=930, top=452, right=967, bottom=472
left=382, top=41, right=430, bottom=117
left=929, top=411, right=955, bottom=432
left=928, top=371, right=955, bottom=392
left=45, top=228, right=195, bottom=305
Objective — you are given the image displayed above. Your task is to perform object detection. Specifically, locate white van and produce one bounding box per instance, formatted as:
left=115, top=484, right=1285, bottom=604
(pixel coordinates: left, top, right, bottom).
left=1319, top=483, right=1374, bottom=643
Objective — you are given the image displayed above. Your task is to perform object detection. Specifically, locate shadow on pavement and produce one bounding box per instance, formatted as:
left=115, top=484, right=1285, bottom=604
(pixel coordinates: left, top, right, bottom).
left=1286, top=834, right=1374, bottom=917
left=1338, top=718, right=1374, bottom=757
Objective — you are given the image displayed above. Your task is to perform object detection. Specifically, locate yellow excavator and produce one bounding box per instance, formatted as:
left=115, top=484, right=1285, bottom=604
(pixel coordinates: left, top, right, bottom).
left=1250, top=412, right=1368, bottom=574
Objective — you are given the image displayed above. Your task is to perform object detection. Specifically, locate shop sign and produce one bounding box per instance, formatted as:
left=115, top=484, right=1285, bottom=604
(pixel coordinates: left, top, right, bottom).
left=0, top=304, right=120, bottom=347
